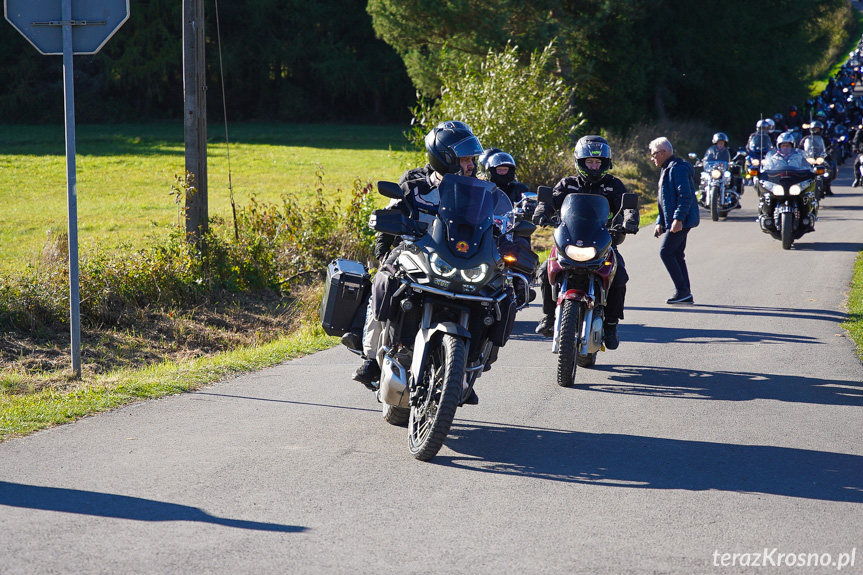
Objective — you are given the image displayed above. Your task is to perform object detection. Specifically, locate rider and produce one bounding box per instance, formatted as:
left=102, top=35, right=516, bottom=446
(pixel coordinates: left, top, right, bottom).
left=760, top=132, right=816, bottom=231
left=799, top=121, right=834, bottom=196
left=351, top=120, right=483, bottom=387
left=703, top=132, right=742, bottom=198
left=531, top=135, right=639, bottom=349
left=480, top=149, right=528, bottom=204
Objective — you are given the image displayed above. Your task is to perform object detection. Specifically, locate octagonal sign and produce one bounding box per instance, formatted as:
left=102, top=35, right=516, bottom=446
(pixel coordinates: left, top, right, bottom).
left=5, top=0, right=129, bottom=55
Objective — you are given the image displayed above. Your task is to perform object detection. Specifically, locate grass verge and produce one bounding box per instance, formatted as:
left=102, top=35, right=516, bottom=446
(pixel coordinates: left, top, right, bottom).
left=843, top=250, right=863, bottom=361
left=0, top=323, right=337, bottom=442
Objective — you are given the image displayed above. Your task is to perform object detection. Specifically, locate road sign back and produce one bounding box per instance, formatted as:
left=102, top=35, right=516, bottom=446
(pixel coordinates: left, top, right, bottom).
left=4, top=0, right=129, bottom=55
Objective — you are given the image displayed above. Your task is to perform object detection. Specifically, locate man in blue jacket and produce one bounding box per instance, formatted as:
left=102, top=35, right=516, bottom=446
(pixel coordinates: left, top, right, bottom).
left=650, top=137, right=699, bottom=304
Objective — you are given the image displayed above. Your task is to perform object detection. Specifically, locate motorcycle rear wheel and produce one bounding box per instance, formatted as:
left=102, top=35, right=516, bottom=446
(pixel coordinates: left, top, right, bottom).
left=408, top=334, right=464, bottom=461
left=780, top=211, right=793, bottom=250
left=556, top=299, right=581, bottom=387
left=383, top=404, right=409, bottom=426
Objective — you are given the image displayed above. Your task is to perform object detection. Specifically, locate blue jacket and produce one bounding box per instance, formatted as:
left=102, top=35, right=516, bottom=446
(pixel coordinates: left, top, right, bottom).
left=656, top=156, right=699, bottom=230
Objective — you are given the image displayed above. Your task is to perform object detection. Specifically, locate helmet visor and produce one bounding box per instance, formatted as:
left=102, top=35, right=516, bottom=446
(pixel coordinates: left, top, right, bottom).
left=450, top=135, right=483, bottom=160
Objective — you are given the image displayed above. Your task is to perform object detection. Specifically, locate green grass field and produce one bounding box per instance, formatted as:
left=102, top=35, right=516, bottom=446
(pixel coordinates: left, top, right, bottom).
left=0, top=123, right=419, bottom=270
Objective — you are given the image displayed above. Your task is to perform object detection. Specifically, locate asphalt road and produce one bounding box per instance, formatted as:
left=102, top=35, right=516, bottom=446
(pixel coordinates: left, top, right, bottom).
left=1, top=166, right=862, bottom=574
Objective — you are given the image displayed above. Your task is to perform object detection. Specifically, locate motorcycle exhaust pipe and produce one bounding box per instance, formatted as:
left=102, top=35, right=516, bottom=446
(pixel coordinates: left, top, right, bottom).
left=379, top=355, right=410, bottom=408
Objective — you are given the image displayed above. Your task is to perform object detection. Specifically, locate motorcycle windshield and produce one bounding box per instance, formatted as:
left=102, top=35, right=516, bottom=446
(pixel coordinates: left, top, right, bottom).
left=761, top=150, right=812, bottom=173
left=802, top=136, right=826, bottom=158
left=703, top=160, right=728, bottom=172
left=747, top=134, right=774, bottom=155
left=436, top=174, right=502, bottom=259
left=554, top=193, right=612, bottom=261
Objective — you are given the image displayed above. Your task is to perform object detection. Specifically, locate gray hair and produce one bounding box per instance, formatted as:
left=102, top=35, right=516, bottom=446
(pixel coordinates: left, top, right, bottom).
left=649, top=137, right=673, bottom=155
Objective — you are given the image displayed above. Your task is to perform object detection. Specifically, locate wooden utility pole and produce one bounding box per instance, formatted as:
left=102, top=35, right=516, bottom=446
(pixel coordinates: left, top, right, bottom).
left=183, top=0, right=207, bottom=241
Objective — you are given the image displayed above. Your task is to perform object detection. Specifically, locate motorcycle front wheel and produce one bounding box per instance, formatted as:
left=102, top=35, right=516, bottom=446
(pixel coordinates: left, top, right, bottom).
left=780, top=211, right=794, bottom=250
left=408, top=334, right=465, bottom=461
left=556, top=299, right=582, bottom=387
left=710, top=186, right=721, bottom=221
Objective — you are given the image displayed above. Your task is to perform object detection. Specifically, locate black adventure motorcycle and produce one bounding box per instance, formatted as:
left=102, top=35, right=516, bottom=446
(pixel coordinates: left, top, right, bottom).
left=366, top=174, right=528, bottom=460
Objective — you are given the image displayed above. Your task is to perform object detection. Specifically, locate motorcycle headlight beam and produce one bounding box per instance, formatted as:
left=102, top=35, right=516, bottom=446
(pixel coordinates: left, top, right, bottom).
left=710, top=168, right=722, bottom=179
left=563, top=245, right=598, bottom=262
left=788, top=184, right=802, bottom=196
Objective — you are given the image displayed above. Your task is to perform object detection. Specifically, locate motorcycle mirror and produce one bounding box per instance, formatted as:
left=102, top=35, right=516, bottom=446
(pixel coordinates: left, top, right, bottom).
left=536, top=185, right=554, bottom=206
left=688, top=153, right=698, bottom=161
left=621, top=193, right=639, bottom=210
left=522, top=191, right=538, bottom=202
left=377, top=181, right=404, bottom=200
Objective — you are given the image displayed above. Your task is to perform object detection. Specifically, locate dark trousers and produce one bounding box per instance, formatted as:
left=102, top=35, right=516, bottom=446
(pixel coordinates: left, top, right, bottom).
left=538, top=251, right=628, bottom=322
left=659, top=228, right=691, bottom=295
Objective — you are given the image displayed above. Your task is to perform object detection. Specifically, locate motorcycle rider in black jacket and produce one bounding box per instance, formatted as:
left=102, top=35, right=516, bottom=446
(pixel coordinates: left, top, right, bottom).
left=351, top=121, right=484, bottom=387
left=532, top=136, right=639, bottom=349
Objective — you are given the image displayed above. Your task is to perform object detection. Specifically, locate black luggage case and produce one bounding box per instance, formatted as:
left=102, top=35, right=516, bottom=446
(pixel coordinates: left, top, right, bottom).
left=320, top=259, right=371, bottom=336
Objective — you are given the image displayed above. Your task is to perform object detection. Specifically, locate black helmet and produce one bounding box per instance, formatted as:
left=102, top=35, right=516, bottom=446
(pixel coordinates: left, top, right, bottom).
left=485, top=150, right=516, bottom=187
left=574, top=135, right=612, bottom=183
left=712, top=132, right=728, bottom=144
left=478, top=147, right=503, bottom=170
left=425, top=121, right=483, bottom=175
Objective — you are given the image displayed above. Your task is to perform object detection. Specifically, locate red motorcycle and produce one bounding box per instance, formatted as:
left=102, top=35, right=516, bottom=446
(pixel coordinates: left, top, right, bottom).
left=538, top=187, right=637, bottom=386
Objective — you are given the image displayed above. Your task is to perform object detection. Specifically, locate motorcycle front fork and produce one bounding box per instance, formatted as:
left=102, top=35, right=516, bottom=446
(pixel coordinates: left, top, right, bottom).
left=551, top=275, right=596, bottom=355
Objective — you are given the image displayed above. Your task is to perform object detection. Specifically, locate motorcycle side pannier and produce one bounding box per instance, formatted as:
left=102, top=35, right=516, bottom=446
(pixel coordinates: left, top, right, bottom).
left=320, top=259, right=371, bottom=337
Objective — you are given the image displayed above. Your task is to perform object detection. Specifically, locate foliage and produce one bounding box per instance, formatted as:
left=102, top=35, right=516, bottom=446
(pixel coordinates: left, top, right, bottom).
left=370, top=0, right=856, bottom=135
left=409, top=43, right=583, bottom=187
left=0, top=0, right=414, bottom=123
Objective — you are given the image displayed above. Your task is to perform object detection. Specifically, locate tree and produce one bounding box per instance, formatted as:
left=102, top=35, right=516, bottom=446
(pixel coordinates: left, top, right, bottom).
left=411, top=43, right=583, bottom=186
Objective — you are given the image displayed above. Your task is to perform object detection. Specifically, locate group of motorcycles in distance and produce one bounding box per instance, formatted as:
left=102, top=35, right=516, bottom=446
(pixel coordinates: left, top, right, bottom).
left=688, top=35, right=863, bottom=249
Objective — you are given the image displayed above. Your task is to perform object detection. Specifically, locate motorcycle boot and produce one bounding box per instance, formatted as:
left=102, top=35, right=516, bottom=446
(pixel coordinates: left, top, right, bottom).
left=603, top=320, right=620, bottom=350
left=535, top=314, right=555, bottom=337
left=353, top=358, right=381, bottom=391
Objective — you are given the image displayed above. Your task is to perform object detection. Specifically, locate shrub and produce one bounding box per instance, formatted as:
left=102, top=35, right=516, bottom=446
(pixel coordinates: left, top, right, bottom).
left=408, top=42, right=583, bottom=188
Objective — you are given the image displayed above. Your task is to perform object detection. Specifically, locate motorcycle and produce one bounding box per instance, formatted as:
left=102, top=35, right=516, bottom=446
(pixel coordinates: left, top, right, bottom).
left=745, top=133, right=774, bottom=186
left=366, top=174, right=526, bottom=461
left=689, top=151, right=745, bottom=221
left=536, top=186, right=638, bottom=387
left=496, top=191, right=539, bottom=307
left=755, top=151, right=819, bottom=250
left=801, top=134, right=831, bottom=199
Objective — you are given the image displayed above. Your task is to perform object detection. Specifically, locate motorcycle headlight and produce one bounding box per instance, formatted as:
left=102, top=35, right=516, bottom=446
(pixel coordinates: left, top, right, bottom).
left=788, top=184, right=802, bottom=196
left=815, top=157, right=825, bottom=165
left=761, top=181, right=784, bottom=196
left=806, top=157, right=816, bottom=165
left=429, top=253, right=457, bottom=277
left=460, top=264, right=489, bottom=283
left=751, top=158, right=760, bottom=167
left=710, top=169, right=722, bottom=179
left=563, top=245, right=598, bottom=262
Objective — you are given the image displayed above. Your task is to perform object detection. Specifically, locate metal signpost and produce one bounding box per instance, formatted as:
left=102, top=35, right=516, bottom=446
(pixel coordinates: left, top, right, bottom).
left=4, top=0, right=129, bottom=377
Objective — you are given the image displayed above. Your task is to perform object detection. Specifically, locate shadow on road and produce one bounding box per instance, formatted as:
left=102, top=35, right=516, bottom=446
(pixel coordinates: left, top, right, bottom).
left=627, top=303, right=847, bottom=324
left=790, top=241, right=863, bottom=252
left=440, top=422, right=863, bottom=503
left=577, top=364, right=863, bottom=407
left=0, top=482, right=307, bottom=532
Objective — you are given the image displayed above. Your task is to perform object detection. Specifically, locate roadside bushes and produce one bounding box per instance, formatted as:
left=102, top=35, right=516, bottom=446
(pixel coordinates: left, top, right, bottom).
left=0, top=173, right=377, bottom=332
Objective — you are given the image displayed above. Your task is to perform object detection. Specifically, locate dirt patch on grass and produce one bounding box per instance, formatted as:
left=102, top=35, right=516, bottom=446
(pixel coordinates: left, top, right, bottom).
left=0, top=288, right=308, bottom=394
